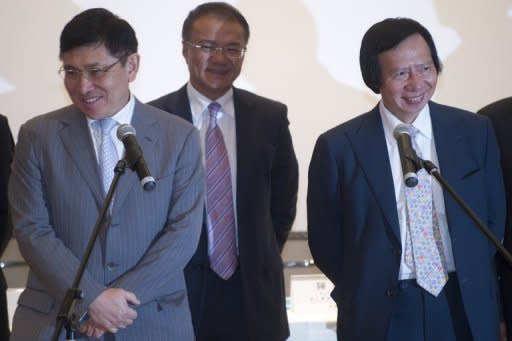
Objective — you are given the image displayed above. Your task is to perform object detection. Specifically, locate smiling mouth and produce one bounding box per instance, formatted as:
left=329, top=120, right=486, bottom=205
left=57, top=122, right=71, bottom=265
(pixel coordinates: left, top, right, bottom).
left=83, top=96, right=101, bottom=104
left=207, top=66, right=230, bottom=74
left=403, top=94, right=424, bottom=104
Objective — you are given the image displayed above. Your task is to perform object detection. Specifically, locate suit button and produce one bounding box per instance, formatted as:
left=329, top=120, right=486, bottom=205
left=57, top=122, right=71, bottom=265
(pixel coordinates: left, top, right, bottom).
left=386, top=289, right=395, bottom=297
left=399, top=281, right=409, bottom=289
left=393, top=248, right=401, bottom=257
left=107, top=262, right=119, bottom=271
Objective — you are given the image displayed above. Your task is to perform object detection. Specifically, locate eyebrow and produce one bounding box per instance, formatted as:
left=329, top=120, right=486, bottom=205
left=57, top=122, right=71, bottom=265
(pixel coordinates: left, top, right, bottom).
left=62, top=62, right=104, bottom=69
left=197, top=39, right=244, bottom=46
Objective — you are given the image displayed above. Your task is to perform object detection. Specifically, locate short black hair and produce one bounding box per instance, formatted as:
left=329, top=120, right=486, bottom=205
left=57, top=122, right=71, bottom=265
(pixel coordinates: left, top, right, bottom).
left=359, top=17, right=442, bottom=94
left=60, top=8, right=138, bottom=61
left=182, top=2, right=250, bottom=44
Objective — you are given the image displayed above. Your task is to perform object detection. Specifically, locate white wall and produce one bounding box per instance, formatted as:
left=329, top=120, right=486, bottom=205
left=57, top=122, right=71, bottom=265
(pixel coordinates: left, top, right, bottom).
left=1, top=0, right=512, bottom=231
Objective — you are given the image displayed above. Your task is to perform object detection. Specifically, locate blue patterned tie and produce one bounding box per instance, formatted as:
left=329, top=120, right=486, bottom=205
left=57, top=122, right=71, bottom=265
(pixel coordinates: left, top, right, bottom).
left=205, top=102, right=238, bottom=280
left=94, top=118, right=119, bottom=194
left=404, top=126, right=448, bottom=296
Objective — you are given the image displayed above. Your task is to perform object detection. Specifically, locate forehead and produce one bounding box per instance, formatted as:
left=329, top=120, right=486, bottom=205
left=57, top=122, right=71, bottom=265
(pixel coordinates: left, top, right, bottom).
left=378, top=34, right=433, bottom=70
left=61, top=43, right=114, bottom=66
left=190, top=14, right=245, bottom=42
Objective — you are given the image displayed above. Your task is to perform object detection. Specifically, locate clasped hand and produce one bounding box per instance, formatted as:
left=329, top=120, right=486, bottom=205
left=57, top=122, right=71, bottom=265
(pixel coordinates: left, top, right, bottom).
left=79, top=288, right=140, bottom=339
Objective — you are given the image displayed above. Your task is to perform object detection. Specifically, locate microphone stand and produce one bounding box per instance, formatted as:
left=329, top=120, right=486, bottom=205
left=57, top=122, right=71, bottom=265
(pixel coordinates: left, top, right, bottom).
left=52, top=159, right=127, bottom=341
left=412, top=156, right=512, bottom=266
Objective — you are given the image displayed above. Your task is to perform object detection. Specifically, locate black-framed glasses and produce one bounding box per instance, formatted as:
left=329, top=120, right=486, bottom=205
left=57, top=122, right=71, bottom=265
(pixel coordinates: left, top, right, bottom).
left=58, top=58, right=123, bottom=81
left=183, top=41, right=246, bottom=60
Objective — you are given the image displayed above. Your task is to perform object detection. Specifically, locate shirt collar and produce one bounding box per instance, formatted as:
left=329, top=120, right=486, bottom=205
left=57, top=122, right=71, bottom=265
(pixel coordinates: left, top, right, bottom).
left=187, top=83, right=234, bottom=123
left=87, top=93, right=135, bottom=128
left=380, top=101, right=432, bottom=142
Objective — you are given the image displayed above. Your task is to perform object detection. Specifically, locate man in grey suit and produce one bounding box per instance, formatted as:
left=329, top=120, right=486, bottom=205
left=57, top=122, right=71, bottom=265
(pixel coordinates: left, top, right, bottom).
left=8, top=8, right=204, bottom=340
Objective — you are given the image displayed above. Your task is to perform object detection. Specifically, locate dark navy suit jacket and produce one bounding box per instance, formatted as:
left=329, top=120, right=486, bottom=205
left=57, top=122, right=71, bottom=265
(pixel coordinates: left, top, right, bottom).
left=308, top=101, right=505, bottom=340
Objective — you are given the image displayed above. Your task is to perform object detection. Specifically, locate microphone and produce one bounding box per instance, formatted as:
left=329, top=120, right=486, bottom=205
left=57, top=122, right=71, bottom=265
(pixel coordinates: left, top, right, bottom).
left=393, top=124, right=419, bottom=188
left=116, top=124, right=156, bottom=191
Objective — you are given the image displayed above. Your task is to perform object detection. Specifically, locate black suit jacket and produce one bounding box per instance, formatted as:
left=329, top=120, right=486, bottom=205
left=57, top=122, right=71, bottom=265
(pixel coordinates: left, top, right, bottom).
left=478, top=97, right=512, bottom=339
left=149, top=85, right=298, bottom=341
left=0, top=114, right=14, bottom=339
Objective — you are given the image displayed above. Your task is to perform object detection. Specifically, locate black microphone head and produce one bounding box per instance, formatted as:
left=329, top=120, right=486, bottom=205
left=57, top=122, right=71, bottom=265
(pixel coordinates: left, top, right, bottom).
left=117, top=123, right=136, bottom=141
left=405, top=174, right=419, bottom=187
left=393, top=123, right=411, bottom=139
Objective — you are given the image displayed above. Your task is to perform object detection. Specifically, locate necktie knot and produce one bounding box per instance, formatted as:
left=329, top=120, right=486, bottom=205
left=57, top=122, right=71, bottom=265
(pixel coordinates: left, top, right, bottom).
left=208, top=102, right=221, bottom=115
left=409, top=125, right=418, bottom=137
left=99, top=118, right=117, bottom=137
left=409, top=125, right=423, bottom=158
left=208, top=102, right=221, bottom=127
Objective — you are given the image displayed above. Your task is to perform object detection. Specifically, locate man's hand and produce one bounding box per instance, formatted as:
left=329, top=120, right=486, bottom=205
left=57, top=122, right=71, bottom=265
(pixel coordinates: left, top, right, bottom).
left=87, top=288, right=140, bottom=334
left=78, top=321, right=105, bottom=339
left=500, top=321, right=507, bottom=341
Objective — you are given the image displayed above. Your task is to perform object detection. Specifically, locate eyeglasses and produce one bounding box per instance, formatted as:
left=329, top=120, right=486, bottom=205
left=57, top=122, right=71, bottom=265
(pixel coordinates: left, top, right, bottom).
left=58, top=58, right=123, bottom=81
left=388, top=62, right=436, bottom=82
left=183, top=41, right=246, bottom=60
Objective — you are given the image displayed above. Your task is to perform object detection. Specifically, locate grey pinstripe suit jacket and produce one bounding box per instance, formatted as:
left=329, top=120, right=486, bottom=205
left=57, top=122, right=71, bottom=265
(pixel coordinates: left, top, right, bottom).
left=8, top=99, right=204, bottom=340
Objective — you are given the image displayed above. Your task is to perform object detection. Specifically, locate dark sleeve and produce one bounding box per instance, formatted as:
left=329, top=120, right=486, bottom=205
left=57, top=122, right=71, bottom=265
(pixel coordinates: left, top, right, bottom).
left=0, top=115, right=14, bottom=256
left=270, top=112, right=299, bottom=251
left=479, top=100, right=512, bottom=339
left=307, top=134, right=343, bottom=285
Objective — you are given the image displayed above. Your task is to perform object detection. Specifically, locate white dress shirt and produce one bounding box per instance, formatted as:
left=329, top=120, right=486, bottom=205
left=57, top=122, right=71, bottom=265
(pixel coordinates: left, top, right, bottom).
left=379, top=101, right=456, bottom=280
left=87, top=93, right=135, bottom=163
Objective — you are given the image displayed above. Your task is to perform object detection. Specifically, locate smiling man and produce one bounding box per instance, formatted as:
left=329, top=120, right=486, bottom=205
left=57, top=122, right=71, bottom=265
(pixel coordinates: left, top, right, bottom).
left=307, top=18, right=505, bottom=341
left=8, top=8, right=204, bottom=340
left=150, top=2, right=299, bottom=340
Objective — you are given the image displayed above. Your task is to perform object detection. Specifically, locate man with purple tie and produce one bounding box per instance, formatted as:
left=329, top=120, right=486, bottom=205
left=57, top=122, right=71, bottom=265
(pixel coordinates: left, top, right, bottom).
left=150, top=3, right=299, bottom=340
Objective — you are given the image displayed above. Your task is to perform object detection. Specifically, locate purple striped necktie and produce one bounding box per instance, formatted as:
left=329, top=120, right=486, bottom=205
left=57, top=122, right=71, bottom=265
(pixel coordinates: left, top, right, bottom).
left=205, top=102, right=238, bottom=279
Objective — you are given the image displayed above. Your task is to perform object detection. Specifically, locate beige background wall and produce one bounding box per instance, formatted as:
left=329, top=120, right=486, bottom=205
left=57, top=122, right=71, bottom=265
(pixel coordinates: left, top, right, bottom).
left=1, top=0, right=511, bottom=231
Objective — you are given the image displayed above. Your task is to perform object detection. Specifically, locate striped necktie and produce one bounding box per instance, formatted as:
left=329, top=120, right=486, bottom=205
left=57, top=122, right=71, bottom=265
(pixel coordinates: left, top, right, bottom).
left=94, top=118, right=118, bottom=194
left=205, top=102, right=238, bottom=279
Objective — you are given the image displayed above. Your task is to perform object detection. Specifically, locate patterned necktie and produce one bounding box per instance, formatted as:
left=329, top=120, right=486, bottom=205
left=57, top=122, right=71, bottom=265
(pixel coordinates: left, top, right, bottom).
left=94, top=118, right=119, bottom=194
left=205, top=102, right=238, bottom=279
left=404, top=126, right=448, bottom=296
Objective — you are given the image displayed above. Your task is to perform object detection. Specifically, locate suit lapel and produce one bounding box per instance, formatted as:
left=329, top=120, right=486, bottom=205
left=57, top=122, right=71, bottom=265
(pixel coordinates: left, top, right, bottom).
left=164, top=85, right=193, bottom=123
left=348, top=107, right=401, bottom=244
left=430, top=102, right=468, bottom=184
left=232, top=89, right=252, bottom=226
left=59, top=107, right=104, bottom=208
left=429, top=102, right=473, bottom=237
left=112, top=100, right=158, bottom=215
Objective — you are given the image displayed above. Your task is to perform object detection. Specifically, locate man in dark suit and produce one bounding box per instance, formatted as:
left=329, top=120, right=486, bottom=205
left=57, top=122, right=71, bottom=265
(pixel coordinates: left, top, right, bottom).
left=150, top=2, right=299, bottom=340
left=0, top=114, right=14, bottom=340
left=307, top=18, right=505, bottom=340
left=8, top=8, right=203, bottom=340
left=478, top=97, right=512, bottom=340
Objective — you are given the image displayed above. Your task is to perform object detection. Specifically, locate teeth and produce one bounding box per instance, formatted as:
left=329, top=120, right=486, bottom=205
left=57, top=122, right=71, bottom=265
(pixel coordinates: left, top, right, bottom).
left=405, top=95, right=423, bottom=104
left=83, top=96, right=100, bottom=104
